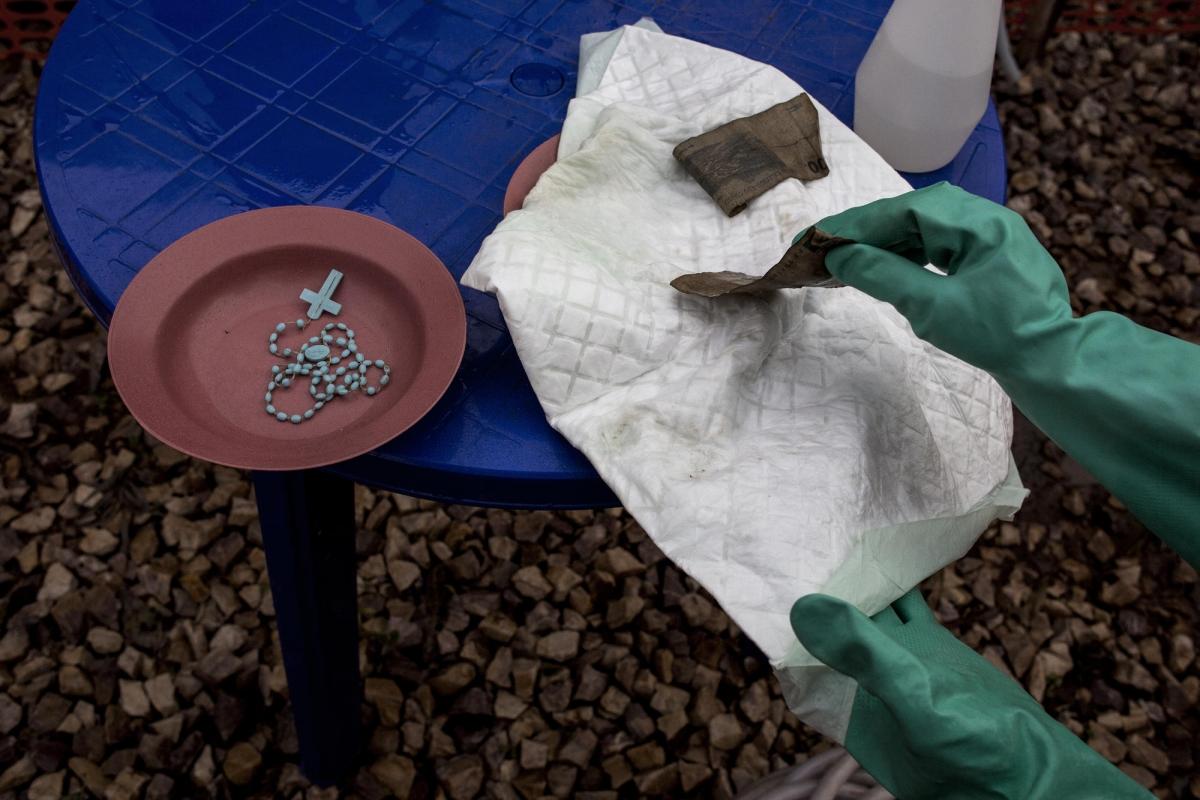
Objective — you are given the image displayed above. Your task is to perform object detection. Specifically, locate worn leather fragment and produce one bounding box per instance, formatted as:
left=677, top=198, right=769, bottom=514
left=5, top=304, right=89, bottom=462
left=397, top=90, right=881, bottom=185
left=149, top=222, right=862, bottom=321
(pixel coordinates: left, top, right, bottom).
left=673, top=94, right=830, bottom=217
left=670, top=227, right=853, bottom=297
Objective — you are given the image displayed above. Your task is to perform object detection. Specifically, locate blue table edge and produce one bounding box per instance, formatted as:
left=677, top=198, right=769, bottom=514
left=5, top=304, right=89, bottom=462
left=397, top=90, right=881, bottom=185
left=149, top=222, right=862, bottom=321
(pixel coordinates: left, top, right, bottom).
left=33, top=10, right=1006, bottom=510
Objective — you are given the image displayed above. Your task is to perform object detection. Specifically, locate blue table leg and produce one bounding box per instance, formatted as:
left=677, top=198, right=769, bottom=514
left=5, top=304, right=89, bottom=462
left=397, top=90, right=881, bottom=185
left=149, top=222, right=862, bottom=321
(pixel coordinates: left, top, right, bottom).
left=253, top=470, right=361, bottom=786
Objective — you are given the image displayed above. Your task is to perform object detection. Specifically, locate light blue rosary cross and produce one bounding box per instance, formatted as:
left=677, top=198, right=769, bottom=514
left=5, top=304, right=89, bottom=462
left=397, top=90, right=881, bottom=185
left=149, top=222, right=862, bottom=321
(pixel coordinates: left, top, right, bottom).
left=300, top=268, right=343, bottom=320
left=265, top=268, right=391, bottom=425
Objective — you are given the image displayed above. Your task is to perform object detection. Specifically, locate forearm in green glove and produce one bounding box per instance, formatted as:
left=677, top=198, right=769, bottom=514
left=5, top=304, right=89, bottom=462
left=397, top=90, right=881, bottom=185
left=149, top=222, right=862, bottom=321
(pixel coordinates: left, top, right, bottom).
left=791, top=590, right=1151, bottom=799
left=808, top=182, right=1200, bottom=566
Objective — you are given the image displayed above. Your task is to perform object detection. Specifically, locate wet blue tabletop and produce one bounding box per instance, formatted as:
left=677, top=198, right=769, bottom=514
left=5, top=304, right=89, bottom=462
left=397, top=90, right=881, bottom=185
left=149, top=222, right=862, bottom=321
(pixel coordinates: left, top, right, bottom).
left=36, top=0, right=1006, bottom=508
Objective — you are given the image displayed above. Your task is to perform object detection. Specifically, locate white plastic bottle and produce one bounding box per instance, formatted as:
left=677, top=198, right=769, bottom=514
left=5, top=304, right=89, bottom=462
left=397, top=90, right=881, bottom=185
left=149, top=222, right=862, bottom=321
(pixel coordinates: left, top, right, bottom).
left=854, top=0, right=1001, bottom=172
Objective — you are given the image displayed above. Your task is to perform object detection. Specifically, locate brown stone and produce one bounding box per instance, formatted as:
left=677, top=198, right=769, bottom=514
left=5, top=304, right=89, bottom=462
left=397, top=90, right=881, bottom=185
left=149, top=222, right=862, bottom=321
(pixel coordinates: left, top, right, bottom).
left=387, top=559, right=421, bottom=592
left=512, top=658, right=539, bottom=699
left=0, top=757, right=34, bottom=792
left=103, top=768, right=148, bottom=800
left=575, top=665, right=607, bottom=702
left=80, top=527, right=119, bottom=556
left=520, top=737, right=549, bottom=769
left=68, top=758, right=109, bottom=796
left=38, top=563, right=75, bottom=602
left=485, top=645, right=513, bottom=688
left=657, top=709, right=688, bottom=739
left=602, top=755, right=632, bottom=788
left=28, top=770, right=63, bottom=800
left=1118, top=763, right=1156, bottom=789
left=119, top=680, right=151, bottom=717
left=634, top=763, right=679, bottom=795
left=495, top=690, right=528, bottom=719
left=196, top=649, right=241, bottom=684
left=222, top=742, right=261, bottom=786
left=626, top=741, right=665, bottom=770
left=431, top=662, right=476, bottom=695
left=512, top=566, right=553, bottom=600
left=536, top=630, right=580, bottom=661
left=708, top=713, right=745, bottom=750
left=1169, top=633, right=1194, bottom=674
left=30, top=694, right=70, bottom=733
left=437, top=754, right=484, bottom=800
left=739, top=679, right=770, bottom=723
left=479, top=612, right=517, bottom=642
left=678, top=593, right=716, bottom=627
left=1088, top=727, right=1127, bottom=763
left=141, top=673, right=175, bottom=715
left=1127, top=734, right=1170, bottom=774
left=597, top=548, right=644, bottom=577
left=58, top=665, right=93, bottom=696
left=144, top=774, right=174, bottom=800
left=606, top=596, right=644, bottom=628
left=680, top=761, right=713, bottom=792
left=599, top=686, right=631, bottom=717
left=559, top=729, right=597, bottom=768
left=87, top=628, right=124, bottom=654
left=546, top=764, right=578, bottom=797
left=365, top=678, right=404, bottom=726
left=369, top=754, right=416, bottom=797
left=650, top=683, right=688, bottom=714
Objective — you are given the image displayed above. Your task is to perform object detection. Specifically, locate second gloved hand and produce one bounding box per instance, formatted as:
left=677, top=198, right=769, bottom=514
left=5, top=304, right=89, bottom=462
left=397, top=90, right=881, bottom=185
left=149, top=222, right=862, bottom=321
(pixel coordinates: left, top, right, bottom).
left=791, top=590, right=1151, bottom=800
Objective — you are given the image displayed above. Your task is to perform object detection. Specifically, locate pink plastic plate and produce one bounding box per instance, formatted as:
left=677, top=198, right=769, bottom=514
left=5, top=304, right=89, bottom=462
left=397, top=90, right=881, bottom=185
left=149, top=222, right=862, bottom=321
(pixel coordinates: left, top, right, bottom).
left=108, top=206, right=466, bottom=471
left=503, top=135, right=560, bottom=215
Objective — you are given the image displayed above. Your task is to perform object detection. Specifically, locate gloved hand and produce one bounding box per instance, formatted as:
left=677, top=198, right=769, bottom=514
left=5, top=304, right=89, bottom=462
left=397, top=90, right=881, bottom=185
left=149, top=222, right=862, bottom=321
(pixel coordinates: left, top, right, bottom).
left=791, top=590, right=1152, bottom=799
left=807, top=182, right=1200, bottom=567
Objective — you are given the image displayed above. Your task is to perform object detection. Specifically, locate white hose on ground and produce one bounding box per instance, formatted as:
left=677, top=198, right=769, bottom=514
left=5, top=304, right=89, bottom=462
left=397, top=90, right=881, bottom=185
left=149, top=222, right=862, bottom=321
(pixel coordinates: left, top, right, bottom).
left=735, top=748, right=894, bottom=800
left=811, top=754, right=866, bottom=800
left=736, top=748, right=846, bottom=798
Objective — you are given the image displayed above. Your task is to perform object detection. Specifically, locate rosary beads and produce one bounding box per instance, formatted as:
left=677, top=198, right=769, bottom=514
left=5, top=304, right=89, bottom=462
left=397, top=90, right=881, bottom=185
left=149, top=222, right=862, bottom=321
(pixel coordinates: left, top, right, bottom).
left=263, top=271, right=390, bottom=424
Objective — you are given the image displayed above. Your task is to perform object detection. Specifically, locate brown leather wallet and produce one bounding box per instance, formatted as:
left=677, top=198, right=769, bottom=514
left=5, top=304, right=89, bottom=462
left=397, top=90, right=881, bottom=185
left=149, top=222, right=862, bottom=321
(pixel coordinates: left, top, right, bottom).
left=673, top=94, right=830, bottom=217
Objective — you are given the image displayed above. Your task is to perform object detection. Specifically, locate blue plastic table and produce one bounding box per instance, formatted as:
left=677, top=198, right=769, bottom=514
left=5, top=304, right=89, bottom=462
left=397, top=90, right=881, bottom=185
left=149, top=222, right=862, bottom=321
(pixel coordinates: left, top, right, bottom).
left=36, top=0, right=1006, bottom=785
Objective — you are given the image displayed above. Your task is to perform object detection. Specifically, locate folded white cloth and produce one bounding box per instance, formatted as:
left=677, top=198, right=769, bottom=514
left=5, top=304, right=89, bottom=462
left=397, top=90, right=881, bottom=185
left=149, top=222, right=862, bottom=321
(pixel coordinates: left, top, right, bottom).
left=462, top=25, right=1026, bottom=739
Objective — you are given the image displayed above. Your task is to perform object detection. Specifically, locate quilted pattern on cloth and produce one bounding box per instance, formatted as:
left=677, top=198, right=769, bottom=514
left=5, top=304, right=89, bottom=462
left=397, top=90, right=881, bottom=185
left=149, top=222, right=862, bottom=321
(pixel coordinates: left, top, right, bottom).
left=462, top=26, right=1024, bottom=733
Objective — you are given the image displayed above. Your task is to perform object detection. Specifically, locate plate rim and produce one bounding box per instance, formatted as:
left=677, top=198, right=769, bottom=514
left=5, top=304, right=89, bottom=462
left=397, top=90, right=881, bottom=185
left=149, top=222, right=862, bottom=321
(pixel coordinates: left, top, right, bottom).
left=108, top=205, right=466, bottom=471
left=503, top=134, right=560, bottom=215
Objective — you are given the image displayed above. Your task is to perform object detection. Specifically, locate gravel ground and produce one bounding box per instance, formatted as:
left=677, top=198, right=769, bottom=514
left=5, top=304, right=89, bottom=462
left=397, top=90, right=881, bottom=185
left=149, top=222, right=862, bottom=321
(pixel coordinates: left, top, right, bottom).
left=0, top=31, right=1197, bottom=800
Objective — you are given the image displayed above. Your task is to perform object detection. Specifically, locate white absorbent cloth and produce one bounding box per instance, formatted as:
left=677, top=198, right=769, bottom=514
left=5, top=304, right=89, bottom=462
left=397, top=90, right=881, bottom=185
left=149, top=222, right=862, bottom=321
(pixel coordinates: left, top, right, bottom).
left=461, top=25, right=1026, bottom=739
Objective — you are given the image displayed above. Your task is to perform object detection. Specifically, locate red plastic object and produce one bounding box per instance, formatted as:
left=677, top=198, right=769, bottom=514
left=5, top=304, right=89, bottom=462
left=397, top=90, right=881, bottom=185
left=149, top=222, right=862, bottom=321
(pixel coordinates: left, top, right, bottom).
left=0, top=0, right=73, bottom=59
left=108, top=207, right=466, bottom=471
left=1006, top=0, right=1200, bottom=35
left=503, top=135, right=560, bottom=216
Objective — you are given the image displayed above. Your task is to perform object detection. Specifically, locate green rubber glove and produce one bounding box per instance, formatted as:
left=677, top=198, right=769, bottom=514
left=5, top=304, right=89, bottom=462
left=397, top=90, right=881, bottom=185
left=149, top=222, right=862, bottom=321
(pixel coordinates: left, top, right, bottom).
left=808, top=182, right=1200, bottom=568
left=791, top=590, right=1151, bottom=799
